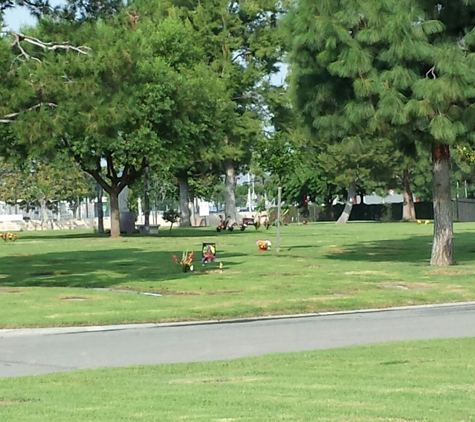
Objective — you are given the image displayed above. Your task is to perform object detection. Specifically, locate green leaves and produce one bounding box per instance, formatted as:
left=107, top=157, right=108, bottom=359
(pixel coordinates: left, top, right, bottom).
left=288, top=0, right=475, bottom=150
left=429, top=115, right=465, bottom=143
left=0, top=156, right=90, bottom=211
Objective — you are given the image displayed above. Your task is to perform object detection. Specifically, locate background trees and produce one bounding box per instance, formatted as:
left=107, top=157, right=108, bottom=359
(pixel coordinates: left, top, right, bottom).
left=174, top=0, right=284, bottom=223
left=2, top=0, right=475, bottom=267
left=3, top=8, right=229, bottom=237
left=0, top=156, right=89, bottom=222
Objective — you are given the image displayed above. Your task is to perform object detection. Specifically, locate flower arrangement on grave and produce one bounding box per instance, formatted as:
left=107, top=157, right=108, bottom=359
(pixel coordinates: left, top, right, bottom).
left=256, top=240, right=271, bottom=251
left=202, top=243, right=216, bottom=264
left=1, top=232, right=18, bottom=242
left=172, top=251, right=194, bottom=272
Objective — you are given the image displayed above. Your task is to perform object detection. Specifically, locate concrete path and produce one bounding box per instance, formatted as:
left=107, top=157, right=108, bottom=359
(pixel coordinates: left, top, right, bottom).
left=1, top=303, right=475, bottom=378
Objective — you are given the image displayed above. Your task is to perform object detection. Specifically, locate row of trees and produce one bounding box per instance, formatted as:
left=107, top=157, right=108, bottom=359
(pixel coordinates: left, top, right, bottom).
left=0, top=156, right=92, bottom=220
left=2, top=0, right=475, bottom=266
left=1, top=0, right=283, bottom=237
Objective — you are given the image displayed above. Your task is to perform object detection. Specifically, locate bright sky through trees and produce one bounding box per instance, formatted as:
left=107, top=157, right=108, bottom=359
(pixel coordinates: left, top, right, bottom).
left=3, top=0, right=63, bottom=29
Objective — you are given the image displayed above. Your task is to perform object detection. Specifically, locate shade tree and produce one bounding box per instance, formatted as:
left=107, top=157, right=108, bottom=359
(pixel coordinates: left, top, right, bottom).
left=4, top=10, right=228, bottom=237
left=286, top=0, right=475, bottom=265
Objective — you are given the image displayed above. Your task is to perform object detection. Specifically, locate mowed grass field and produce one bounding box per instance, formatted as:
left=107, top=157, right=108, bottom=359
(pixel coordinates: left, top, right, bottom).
left=0, top=338, right=474, bottom=421
left=1, top=222, right=475, bottom=328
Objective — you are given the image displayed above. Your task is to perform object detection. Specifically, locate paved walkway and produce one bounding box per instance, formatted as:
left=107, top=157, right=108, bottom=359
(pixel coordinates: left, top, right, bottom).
left=1, top=303, right=475, bottom=378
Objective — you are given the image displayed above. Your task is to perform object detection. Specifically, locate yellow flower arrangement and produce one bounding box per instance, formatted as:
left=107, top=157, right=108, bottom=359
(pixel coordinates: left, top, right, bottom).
left=256, top=240, right=271, bottom=251
left=1, top=232, right=18, bottom=242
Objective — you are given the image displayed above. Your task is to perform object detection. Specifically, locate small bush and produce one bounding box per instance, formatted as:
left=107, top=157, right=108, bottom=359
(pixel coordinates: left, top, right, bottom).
left=163, top=209, right=181, bottom=232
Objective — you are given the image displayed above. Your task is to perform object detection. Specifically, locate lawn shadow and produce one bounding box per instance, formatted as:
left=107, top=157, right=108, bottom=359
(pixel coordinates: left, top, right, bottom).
left=17, top=226, right=246, bottom=241
left=324, top=232, right=475, bottom=264
left=160, top=227, right=260, bottom=238
left=0, top=248, right=247, bottom=289
left=18, top=232, right=105, bottom=241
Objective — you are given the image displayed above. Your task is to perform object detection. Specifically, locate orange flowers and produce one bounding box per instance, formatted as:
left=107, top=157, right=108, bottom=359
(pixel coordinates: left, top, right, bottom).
left=256, top=240, right=271, bottom=251
left=172, top=251, right=194, bottom=272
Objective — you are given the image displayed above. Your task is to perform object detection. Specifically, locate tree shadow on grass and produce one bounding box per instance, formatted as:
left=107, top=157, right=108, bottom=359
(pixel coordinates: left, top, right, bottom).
left=163, top=227, right=266, bottom=238
left=17, top=227, right=250, bottom=241
left=18, top=232, right=105, bottom=241
left=0, top=248, right=246, bottom=289
left=324, top=232, right=475, bottom=264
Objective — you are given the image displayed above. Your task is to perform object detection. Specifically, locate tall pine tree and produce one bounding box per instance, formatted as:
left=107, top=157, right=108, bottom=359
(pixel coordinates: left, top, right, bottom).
left=286, top=0, right=475, bottom=265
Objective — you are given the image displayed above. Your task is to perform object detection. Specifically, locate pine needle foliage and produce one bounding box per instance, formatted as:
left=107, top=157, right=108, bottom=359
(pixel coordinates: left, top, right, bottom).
left=286, top=0, right=475, bottom=264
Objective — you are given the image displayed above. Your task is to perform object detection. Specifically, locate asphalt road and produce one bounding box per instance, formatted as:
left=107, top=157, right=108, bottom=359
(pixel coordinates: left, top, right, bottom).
left=1, top=303, right=475, bottom=378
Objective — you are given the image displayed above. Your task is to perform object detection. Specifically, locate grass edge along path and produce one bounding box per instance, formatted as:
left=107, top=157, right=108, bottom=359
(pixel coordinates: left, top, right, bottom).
left=2, top=222, right=475, bottom=328
left=0, top=337, right=474, bottom=421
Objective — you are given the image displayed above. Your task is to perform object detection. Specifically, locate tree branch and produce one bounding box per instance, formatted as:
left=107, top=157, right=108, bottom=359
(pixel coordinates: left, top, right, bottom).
left=426, top=66, right=437, bottom=79
left=118, top=158, right=147, bottom=191
left=105, top=154, right=118, bottom=183
left=1, top=102, right=57, bottom=123
left=87, top=168, right=112, bottom=195
left=7, top=31, right=91, bottom=62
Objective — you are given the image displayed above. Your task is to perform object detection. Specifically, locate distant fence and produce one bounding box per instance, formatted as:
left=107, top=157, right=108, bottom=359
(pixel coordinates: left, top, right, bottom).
left=285, top=200, right=475, bottom=223
left=284, top=202, right=435, bottom=223
left=455, top=199, right=475, bottom=222
left=0, top=200, right=108, bottom=222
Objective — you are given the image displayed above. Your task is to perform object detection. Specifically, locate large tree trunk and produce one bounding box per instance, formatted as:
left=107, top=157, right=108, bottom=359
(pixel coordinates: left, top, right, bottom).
left=336, top=180, right=356, bottom=224
left=109, top=189, right=121, bottom=238
left=189, top=190, right=196, bottom=226
left=144, top=163, right=150, bottom=234
left=326, top=190, right=335, bottom=220
left=77, top=197, right=82, bottom=219
left=224, top=158, right=237, bottom=223
left=430, top=143, right=454, bottom=266
left=96, top=183, right=104, bottom=234
left=178, top=173, right=191, bottom=227
left=402, top=169, right=416, bottom=221
left=39, top=198, right=48, bottom=230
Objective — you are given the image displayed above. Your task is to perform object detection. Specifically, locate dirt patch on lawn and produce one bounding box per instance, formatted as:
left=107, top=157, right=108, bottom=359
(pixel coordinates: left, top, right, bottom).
left=273, top=284, right=292, bottom=289
left=159, top=290, right=200, bottom=296
left=290, top=296, right=351, bottom=303
left=205, top=290, right=244, bottom=295
left=0, top=399, right=23, bottom=406
left=202, top=270, right=244, bottom=275
left=170, top=377, right=261, bottom=385
left=345, top=271, right=385, bottom=275
left=58, top=296, right=93, bottom=301
left=0, top=288, right=23, bottom=293
left=328, top=248, right=356, bottom=255
left=382, top=283, right=409, bottom=290
left=381, top=282, right=465, bottom=292
left=426, top=269, right=475, bottom=276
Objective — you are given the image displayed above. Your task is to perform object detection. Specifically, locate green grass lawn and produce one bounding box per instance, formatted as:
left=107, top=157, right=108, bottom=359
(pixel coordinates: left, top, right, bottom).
left=1, top=337, right=474, bottom=421
left=1, top=222, right=475, bottom=328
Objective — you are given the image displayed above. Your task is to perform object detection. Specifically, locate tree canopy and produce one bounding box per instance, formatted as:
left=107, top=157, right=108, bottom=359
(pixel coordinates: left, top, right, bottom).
left=2, top=7, right=229, bottom=236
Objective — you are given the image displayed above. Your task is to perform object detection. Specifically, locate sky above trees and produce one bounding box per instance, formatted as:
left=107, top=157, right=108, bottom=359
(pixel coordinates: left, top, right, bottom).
left=3, top=0, right=63, bottom=29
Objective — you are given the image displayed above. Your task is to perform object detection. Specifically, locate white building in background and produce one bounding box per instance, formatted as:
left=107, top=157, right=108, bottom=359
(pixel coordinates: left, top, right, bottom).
left=362, top=191, right=405, bottom=205
left=332, top=191, right=407, bottom=206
